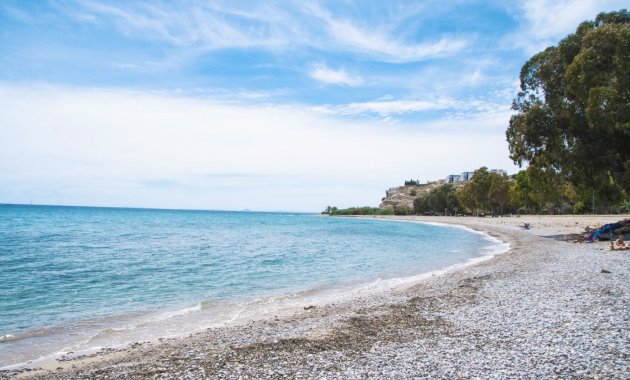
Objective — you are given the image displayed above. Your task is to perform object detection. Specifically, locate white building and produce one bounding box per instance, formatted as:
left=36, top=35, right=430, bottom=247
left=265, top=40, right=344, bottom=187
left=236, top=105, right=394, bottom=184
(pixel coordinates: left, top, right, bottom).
left=461, top=171, right=474, bottom=181
left=447, top=174, right=462, bottom=183
left=445, top=169, right=506, bottom=184
left=490, top=169, right=508, bottom=176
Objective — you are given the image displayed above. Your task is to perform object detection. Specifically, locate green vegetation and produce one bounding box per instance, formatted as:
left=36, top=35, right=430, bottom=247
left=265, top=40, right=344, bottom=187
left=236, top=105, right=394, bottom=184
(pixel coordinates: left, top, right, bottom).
left=322, top=206, right=394, bottom=216
left=506, top=10, right=629, bottom=205
left=459, top=166, right=625, bottom=215
left=459, top=168, right=510, bottom=216
left=414, top=183, right=460, bottom=215
left=451, top=165, right=625, bottom=215
left=507, top=165, right=626, bottom=214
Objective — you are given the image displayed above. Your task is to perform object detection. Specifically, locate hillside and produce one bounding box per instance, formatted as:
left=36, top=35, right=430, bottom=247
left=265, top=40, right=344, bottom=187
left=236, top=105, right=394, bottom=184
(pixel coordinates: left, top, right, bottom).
left=379, top=180, right=455, bottom=210
left=378, top=179, right=474, bottom=209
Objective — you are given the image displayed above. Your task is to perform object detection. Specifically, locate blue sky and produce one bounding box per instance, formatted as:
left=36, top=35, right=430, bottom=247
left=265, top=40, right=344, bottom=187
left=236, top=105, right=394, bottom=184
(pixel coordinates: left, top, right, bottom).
left=0, top=0, right=627, bottom=211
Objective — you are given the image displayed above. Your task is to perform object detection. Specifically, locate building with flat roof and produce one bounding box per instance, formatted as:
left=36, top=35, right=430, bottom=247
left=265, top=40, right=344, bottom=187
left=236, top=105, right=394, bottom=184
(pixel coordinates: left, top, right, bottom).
left=447, top=174, right=462, bottom=183
left=461, top=171, right=474, bottom=181
left=446, top=169, right=506, bottom=184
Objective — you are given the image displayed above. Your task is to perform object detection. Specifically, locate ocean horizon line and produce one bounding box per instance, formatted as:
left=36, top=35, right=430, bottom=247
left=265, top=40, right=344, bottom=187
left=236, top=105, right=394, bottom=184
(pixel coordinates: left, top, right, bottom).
left=0, top=202, right=318, bottom=215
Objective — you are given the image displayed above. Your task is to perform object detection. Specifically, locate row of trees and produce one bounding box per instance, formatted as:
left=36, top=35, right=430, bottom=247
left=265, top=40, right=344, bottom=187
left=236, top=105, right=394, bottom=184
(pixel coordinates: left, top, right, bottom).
left=323, top=206, right=394, bottom=216
left=323, top=164, right=628, bottom=217
left=412, top=166, right=629, bottom=216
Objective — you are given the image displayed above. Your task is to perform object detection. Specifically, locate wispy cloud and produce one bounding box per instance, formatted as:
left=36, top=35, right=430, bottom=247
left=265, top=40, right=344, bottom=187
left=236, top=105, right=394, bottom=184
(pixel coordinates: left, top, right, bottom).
left=304, top=3, right=468, bottom=62
left=312, top=95, right=513, bottom=121
left=509, top=0, right=628, bottom=52
left=72, top=0, right=298, bottom=48
left=315, top=99, right=455, bottom=118
left=64, top=1, right=468, bottom=62
left=309, top=64, right=363, bottom=86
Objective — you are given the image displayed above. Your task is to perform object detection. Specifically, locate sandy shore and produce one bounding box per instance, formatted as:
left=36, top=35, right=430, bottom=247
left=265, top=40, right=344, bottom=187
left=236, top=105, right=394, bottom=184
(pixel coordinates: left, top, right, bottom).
left=3, top=215, right=630, bottom=379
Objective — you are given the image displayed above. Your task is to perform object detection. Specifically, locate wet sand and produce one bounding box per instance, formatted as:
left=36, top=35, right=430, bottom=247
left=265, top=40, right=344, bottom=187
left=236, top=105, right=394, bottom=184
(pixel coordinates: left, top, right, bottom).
left=4, top=215, right=629, bottom=379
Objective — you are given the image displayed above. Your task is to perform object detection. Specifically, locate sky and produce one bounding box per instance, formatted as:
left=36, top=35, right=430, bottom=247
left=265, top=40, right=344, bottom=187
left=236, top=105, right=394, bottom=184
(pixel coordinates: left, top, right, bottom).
left=0, top=0, right=627, bottom=212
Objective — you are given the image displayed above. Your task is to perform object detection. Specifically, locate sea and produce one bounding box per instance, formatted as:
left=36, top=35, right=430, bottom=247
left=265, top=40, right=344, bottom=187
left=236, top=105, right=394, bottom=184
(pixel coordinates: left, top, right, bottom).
left=0, top=204, right=507, bottom=368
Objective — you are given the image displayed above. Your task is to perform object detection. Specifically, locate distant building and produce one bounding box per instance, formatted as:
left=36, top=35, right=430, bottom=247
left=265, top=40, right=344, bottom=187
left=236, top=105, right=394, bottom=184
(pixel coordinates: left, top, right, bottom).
left=447, top=174, right=462, bottom=183
left=447, top=169, right=506, bottom=183
left=461, top=171, right=474, bottom=181
left=437, top=168, right=509, bottom=186
left=490, top=169, right=508, bottom=176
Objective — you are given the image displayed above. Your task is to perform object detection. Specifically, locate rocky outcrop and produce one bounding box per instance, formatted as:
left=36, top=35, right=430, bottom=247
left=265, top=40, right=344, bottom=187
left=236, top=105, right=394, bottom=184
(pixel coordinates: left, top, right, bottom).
left=379, top=181, right=448, bottom=210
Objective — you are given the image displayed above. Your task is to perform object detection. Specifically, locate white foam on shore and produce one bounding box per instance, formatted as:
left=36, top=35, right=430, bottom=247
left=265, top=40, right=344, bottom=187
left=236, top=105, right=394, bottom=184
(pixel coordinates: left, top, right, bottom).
left=1, top=218, right=510, bottom=371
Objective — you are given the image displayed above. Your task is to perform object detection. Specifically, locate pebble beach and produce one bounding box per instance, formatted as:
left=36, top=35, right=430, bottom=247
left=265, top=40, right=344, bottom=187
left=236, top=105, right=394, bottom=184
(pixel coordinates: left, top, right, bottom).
left=4, top=215, right=630, bottom=379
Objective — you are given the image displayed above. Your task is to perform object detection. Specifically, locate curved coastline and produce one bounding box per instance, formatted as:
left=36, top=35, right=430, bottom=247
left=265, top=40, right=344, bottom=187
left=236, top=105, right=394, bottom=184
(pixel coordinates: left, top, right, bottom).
left=364, top=215, right=511, bottom=255
left=6, top=215, right=630, bottom=379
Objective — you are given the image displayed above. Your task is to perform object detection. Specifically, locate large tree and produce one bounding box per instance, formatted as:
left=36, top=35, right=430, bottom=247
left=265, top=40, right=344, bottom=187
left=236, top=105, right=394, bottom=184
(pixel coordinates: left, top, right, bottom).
left=457, top=167, right=509, bottom=215
left=413, top=184, right=460, bottom=215
left=506, top=10, right=630, bottom=197
left=488, top=173, right=510, bottom=215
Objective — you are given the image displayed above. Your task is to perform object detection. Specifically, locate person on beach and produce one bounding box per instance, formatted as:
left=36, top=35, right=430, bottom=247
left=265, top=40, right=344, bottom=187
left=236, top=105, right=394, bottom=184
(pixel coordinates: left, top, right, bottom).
left=615, top=235, right=628, bottom=249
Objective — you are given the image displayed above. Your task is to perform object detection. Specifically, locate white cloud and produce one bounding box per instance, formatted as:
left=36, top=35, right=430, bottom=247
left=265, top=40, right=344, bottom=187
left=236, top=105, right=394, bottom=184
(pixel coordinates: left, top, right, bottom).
left=305, top=4, right=468, bottom=62
left=309, top=64, right=363, bottom=86
left=465, top=68, right=484, bottom=85
left=312, top=96, right=513, bottom=120
left=0, top=85, right=518, bottom=211
left=66, top=1, right=468, bottom=63
left=72, top=0, right=299, bottom=48
left=315, top=99, right=455, bottom=117
left=510, top=0, right=628, bottom=52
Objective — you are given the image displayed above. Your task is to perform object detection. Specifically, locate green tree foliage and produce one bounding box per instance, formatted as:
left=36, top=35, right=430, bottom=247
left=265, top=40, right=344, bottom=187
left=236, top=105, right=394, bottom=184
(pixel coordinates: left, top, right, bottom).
left=413, top=184, right=460, bottom=215
left=488, top=174, right=510, bottom=215
left=509, top=166, right=573, bottom=214
left=456, top=183, right=476, bottom=213
left=467, top=167, right=492, bottom=212
left=527, top=165, right=563, bottom=213
left=509, top=170, right=535, bottom=213
left=457, top=167, right=509, bottom=215
left=325, top=206, right=393, bottom=216
left=506, top=10, right=630, bottom=199
left=393, top=205, right=413, bottom=215
left=507, top=165, right=628, bottom=214
left=413, top=196, right=429, bottom=214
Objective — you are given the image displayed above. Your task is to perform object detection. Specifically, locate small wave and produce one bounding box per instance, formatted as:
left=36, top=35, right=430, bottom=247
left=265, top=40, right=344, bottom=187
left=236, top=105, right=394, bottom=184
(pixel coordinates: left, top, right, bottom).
left=84, top=302, right=205, bottom=343
left=0, top=326, right=62, bottom=343
left=0, top=334, right=15, bottom=342
left=146, top=302, right=203, bottom=323
left=85, top=325, right=135, bottom=343
left=83, top=302, right=205, bottom=346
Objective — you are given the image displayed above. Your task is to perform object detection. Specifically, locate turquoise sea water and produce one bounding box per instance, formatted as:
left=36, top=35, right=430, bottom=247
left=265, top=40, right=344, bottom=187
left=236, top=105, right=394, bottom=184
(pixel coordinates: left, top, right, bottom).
left=0, top=204, right=505, bottom=367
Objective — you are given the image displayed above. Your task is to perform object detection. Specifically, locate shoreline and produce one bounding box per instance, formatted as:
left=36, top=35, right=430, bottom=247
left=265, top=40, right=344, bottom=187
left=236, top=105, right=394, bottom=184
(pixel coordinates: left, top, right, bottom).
left=5, top=215, right=630, bottom=379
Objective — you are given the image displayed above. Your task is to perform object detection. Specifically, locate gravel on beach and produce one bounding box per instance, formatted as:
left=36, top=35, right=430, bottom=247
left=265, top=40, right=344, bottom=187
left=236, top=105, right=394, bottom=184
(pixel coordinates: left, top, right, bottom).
left=4, top=215, right=630, bottom=379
